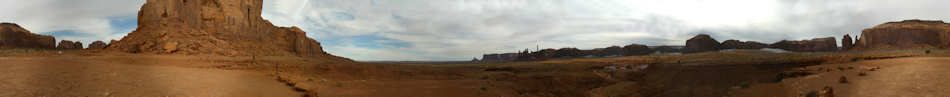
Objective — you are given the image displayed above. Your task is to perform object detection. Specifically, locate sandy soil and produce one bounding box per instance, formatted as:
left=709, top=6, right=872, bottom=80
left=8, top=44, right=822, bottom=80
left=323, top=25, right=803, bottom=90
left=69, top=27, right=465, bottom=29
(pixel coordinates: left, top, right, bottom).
left=0, top=56, right=302, bottom=97
left=734, top=57, right=950, bottom=97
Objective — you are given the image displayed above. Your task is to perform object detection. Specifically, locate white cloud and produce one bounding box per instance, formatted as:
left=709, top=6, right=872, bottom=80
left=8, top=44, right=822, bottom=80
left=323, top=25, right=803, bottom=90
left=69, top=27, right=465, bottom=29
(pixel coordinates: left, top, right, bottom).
left=0, top=0, right=144, bottom=45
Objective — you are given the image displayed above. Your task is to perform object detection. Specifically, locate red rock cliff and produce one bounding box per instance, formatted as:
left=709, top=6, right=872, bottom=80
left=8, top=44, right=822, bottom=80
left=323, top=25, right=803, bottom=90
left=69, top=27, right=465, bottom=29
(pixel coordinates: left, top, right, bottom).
left=855, top=19, right=950, bottom=50
left=0, top=23, right=56, bottom=49
left=109, top=0, right=347, bottom=60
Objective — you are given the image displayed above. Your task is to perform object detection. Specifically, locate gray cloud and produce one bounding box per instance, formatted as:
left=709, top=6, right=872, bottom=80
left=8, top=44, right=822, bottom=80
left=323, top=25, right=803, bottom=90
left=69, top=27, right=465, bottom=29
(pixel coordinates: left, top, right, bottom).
left=259, top=0, right=950, bottom=61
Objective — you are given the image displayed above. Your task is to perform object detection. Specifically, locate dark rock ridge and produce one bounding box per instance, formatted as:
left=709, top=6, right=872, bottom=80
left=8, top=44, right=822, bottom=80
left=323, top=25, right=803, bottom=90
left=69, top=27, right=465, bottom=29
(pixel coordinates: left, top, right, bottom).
left=107, top=0, right=348, bottom=60
left=720, top=40, right=767, bottom=49
left=480, top=43, right=656, bottom=62
left=57, top=40, right=83, bottom=49
left=0, top=23, right=56, bottom=49
left=87, top=41, right=108, bottom=49
left=842, top=34, right=854, bottom=50
left=768, top=37, right=837, bottom=52
left=683, top=34, right=722, bottom=53
left=854, top=19, right=950, bottom=50
left=481, top=53, right=519, bottom=62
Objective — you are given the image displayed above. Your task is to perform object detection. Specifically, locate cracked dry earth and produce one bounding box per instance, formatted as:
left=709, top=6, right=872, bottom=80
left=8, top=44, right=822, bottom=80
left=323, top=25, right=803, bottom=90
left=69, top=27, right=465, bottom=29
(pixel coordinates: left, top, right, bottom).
left=0, top=56, right=301, bottom=97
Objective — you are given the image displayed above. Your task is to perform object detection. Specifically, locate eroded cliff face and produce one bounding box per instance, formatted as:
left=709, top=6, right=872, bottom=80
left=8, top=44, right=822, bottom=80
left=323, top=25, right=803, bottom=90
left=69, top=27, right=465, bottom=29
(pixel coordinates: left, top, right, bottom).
left=109, top=0, right=347, bottom=60
left=0, top=23, right=56, bottom=49
left=855, top=19, right=950, bottom=50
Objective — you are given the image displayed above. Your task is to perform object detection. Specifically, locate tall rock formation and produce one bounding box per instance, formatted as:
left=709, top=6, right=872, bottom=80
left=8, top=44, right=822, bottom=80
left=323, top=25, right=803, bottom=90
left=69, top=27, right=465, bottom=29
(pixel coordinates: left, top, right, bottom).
left=683, top=34, right=722, bottom=53
left=769, top=37, right=837, bottom=52
left=0, top=23, right=56, bottom=49
left=854, top=19, right=950, bottom=50
left=108, top=0, right=347, bottom=60
left=841, top=34, right=853, bottom=50
left=57, top=40, right=83, bottom=49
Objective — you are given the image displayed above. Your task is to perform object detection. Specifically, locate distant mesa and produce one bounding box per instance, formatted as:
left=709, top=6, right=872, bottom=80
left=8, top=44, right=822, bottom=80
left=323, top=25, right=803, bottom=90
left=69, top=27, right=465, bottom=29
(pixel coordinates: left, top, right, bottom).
left=106, top=0, right=349, bottom=60
left=854, top=19, right=950, bottom=50
left=683, top=34, right=722, bottom=53
left=769, top=37, right=838, bottom=52
left=0, top=23, right=56, bottom=49
left=721, top=39, right=767, bottom=49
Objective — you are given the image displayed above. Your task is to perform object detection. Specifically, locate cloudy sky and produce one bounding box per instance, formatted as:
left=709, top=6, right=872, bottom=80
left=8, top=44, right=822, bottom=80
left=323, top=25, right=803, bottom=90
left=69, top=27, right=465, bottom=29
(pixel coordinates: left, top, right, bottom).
left=1, top=0, right=949, bottom=61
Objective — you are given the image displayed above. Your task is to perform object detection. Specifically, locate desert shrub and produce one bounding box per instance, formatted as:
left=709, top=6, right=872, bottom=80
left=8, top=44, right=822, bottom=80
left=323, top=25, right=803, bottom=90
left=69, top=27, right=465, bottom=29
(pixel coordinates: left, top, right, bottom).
left=805, top=90, right=819, bottom=97
left=737, top=81, right=750, bottom=88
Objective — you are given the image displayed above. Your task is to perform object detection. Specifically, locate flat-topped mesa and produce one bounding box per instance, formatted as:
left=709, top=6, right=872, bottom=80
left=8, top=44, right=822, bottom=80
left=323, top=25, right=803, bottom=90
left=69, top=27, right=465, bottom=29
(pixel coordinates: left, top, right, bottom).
left=109, top=0, right=348, bottom=60
left=769, top=37, right=837, bottom=52
left=854, top=19, right=950, bottom=50
left=0, top=23, right=56, bottom=49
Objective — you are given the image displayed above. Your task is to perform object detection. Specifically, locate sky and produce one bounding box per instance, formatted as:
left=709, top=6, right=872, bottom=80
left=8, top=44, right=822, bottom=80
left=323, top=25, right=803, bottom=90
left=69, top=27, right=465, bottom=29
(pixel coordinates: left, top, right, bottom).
left=1, top=0, right=949, bottom=61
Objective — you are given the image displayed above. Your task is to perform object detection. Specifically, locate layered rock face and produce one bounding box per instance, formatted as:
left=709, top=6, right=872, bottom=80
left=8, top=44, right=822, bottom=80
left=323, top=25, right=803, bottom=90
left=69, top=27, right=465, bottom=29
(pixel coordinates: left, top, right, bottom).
left=683, top=34, right=722, bottom=53
left=109, top=0, right=346, bottom=60
left=841, top=34, right=854, bottom=50
left=720, top=40, right=767, bottom=49
left=854, top=19, right=950, bottom=50
left=57, top=40, right=83, bottom=49
left=769, top=37, right=837, bottom=52
left=0, top=23, right=56, bottom=49
left=87, top=41, right=108, bottom=49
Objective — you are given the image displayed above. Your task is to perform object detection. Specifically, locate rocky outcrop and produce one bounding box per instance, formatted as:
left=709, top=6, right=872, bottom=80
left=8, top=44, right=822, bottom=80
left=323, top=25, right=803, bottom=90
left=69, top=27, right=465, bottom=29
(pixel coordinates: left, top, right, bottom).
left=552, top=48, right=583, bottom=58
left=57, top=40, right=83, bottom=49
left=769, top=37, right=837, bottom=52
left=683, top=34, right=722, bottom=53
left=622, top=44, right=652, bottom=56
left=108, top=0, right=347, bottom=60
left=841, top=34, right=854, bottom=50
left=87, top=41, right=108, bottom=49
left=0, top=23, right=56, bottom=49
left=854, top=19, right=950, bottom=50
left=720, top=40, right=767, bottom=49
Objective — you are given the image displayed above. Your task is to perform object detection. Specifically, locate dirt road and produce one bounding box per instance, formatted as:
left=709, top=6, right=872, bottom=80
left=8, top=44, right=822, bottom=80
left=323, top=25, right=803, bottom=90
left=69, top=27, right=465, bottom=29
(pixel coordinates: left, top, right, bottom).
left=736, top=57, right=950, bottom=97
left=0, top=56, right=302, bottom=96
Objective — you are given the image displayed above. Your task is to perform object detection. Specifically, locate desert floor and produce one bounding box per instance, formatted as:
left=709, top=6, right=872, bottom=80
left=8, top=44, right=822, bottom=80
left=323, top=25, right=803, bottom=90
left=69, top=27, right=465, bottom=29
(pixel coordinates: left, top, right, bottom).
left=0, top=49, right=947, bottom=97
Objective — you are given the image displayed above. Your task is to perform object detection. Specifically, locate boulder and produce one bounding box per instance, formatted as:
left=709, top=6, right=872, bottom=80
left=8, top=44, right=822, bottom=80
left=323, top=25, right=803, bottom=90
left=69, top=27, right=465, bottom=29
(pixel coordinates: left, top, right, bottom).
left=57, top=40, right=83, bottom=49
left=720, top=40, right=767, bottom=49
left=622, top=44, right=652, bottom=56
left=108, top=0, right=348, bottom=61
left=854, top=19, right=950, bottom=50
left=769, top=37, right=837, bottom=52
left=87, top=41, right=108, bottom=49
left=841, top=34, right=854, bottom=50
left=683, top=34, right=722, bottom=53
left=0, top=23, right=56, bottom=49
